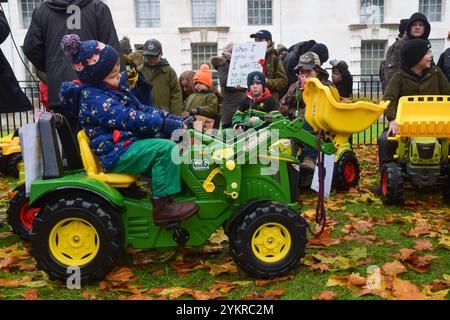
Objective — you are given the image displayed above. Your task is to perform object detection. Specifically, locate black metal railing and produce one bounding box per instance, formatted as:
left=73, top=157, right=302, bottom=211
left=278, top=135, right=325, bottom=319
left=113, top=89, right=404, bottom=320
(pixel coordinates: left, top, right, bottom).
left=2, top=77, right=386, bottom=144
left=351, top=74, right=387, bottom=145
left=0, top=81, right=40, bottom=137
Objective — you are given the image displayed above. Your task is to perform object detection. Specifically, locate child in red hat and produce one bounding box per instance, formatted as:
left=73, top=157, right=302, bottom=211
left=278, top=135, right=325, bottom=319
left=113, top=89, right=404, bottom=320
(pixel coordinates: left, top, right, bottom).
left=183, top=64, right=219, bottom=120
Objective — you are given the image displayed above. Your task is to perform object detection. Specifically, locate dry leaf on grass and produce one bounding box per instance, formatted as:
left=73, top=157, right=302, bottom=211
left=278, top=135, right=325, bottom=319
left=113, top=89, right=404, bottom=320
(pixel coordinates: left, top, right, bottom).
left=391, top=276, right=423, bottom=300
left=0, top=276, right=31, bottom=288
left=242, top=288, right=285, bottom=300
left=381, top=261, right=407, bottom=276
left=312, top=291, right=339, bottom=300
left=255, top=275, right=295, bottom=286
left=429, top=280, right=450, bottom=291
left=413, top=239, right=434, bottom=252
left=406, top=224, right=432, bottom=238
left=105, top=267, right=136, bottom=282
left=310, top=263, right=330, bottom=273
left=21, top=289, right=39, bottom=300
left=119, top=294, right=155, bottom=300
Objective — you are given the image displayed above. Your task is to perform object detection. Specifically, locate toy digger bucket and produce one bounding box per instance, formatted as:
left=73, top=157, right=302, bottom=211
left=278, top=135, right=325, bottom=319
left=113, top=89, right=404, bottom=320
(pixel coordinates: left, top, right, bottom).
left=303, top=78, right=389, bottom=147
left=396, top=96, right=450, bottom=138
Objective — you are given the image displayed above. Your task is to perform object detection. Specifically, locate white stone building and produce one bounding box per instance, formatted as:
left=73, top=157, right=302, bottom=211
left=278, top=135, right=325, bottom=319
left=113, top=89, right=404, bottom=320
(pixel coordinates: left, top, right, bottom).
left=1, top=0, right=449, bottom=81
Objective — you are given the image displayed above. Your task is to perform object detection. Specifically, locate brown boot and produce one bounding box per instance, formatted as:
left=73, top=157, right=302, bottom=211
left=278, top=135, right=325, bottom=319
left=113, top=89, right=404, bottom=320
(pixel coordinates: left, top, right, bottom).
left=152, top=197, right=198, bottom=225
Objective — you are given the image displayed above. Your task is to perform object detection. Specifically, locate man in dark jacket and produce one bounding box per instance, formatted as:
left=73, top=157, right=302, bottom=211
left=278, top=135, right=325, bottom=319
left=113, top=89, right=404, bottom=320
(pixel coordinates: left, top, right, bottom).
left=0, top=9, right=33, bottom=114
left=438, top=48, right=450, bottom=83
left=380, top=18, right=409, bottom=92
left=378, top=39, right=450, bottom=169
left=405, top=12, right=431, bottom=40
left=138, top=39, right=182, bottom=115
left=250, top=30, right=288, bottom=104
left=23, top=0, right=123, bottom=131
left=283, top=40, right=317, bottom=88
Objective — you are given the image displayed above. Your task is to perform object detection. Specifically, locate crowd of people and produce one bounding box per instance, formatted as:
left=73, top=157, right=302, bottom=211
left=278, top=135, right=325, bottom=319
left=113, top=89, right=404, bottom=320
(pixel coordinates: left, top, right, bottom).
left=2, top=0, right=450, bottom=225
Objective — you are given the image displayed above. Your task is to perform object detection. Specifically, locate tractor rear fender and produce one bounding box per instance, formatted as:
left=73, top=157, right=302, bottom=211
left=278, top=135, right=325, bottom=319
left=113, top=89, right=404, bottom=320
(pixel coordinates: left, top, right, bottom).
left=223, top=198, right=272, bottom=235
left=29, top=187, right=125, bottom=213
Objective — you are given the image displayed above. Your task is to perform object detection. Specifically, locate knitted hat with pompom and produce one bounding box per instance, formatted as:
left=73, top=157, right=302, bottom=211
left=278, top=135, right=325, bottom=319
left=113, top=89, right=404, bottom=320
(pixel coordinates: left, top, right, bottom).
left=193, top=64, right=213, bottom=88
left=61, top=34, right=119, bottom=85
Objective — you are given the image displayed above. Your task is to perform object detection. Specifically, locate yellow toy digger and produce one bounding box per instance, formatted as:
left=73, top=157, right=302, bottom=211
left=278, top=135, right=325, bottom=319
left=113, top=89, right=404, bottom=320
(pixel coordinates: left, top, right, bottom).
left=382, top=96, right=450, bottom=204
left=0, top=130, right=23, bottom=179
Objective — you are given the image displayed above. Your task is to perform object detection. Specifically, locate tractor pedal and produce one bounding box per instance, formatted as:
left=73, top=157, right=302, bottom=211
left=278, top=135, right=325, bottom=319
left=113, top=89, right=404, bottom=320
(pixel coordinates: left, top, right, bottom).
left=166, top=221, right=181, bottom=231
left=173, top=228, right=190, bottom=246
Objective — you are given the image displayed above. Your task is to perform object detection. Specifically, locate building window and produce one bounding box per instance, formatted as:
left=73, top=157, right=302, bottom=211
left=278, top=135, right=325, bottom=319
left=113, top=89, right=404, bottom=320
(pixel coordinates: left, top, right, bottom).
left=419, top=0, right=442, bottom=22
left=191, top=43, right=218, bottom=84
left=361, top=40, right=386, bottom=75
left=21, top=0, right=43, bottom=28
left=135, top=0, right=160, bottom=28
left=192, top=0, right=216, bottom=26
left=191, top=43, right=217, bottom=70
left=248, top=0, right=272, bottom=25
left=360, top=0, right=384, bottom=24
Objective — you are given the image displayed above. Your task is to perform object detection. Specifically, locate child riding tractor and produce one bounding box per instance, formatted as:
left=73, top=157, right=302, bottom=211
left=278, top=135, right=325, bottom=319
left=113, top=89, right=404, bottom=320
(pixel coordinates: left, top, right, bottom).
left=379, top=95, right=450, bottom=204
left=7, top=77, right=386, bottom=285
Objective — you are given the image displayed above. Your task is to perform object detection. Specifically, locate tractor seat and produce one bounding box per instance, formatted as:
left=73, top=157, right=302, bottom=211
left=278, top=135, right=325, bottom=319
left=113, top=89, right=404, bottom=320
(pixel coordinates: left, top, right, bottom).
left=77, top=130, right=136, bottom=188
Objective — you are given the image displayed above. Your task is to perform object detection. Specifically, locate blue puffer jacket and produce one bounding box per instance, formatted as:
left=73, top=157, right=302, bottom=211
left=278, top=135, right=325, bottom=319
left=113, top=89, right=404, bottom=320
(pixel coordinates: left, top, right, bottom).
left=60, top=77, right=183, bottom=171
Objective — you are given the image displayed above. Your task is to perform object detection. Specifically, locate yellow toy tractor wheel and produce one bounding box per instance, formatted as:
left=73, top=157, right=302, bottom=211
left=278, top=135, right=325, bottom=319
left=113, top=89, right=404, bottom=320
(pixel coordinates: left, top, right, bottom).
left=29, top=194, right=124, bottom=285
left=229, top=203, right=307, bottom=279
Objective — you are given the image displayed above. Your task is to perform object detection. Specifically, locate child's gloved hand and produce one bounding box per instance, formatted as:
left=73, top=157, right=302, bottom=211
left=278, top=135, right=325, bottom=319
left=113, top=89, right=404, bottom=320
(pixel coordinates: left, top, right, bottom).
left=330, top=59, right=339, bottom=67
left=126, top=66, right=138, bottom=88
left=233, top=123, right=243, bottom=132
left=248, top=116, right=260, bottom=127
left=387, top=121, right=400, bottom=137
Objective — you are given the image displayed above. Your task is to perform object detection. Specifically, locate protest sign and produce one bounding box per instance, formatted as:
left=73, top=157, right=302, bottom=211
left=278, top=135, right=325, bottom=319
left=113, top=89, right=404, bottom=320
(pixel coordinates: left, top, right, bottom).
left=227, top=42, right=266, bottom=88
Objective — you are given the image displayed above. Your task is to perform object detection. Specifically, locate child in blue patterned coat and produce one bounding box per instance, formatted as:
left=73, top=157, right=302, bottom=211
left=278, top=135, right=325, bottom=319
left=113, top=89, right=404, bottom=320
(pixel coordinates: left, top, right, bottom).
left=59, top=34, right=197, bottom=225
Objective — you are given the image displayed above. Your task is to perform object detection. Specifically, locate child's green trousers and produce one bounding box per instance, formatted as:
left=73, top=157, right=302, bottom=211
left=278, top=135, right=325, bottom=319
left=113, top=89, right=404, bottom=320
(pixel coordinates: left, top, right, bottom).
left=112, top=139, right=180, bottom=197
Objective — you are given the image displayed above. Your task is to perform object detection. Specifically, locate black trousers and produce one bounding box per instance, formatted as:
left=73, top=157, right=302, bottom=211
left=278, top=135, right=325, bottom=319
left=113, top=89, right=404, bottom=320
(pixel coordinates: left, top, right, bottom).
left=377, top=128, right=398, bottom=169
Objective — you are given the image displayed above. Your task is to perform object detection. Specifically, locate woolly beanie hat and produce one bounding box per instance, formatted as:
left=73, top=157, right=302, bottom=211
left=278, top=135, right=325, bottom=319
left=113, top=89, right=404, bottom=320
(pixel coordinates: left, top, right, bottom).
left=247, top=71, right=267, bottom=90
left=193, top=64, right=213, bottom=88
left=61, top=34, right=119, bottom=85
left=401, top=39, right=432, bottom=68
left=310, top=43, right=329, bottom=65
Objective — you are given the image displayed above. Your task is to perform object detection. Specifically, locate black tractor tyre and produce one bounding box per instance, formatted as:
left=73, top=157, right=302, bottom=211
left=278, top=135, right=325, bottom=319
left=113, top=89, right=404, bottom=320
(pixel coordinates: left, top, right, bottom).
left=380, top=162, right=404, bottom=205
left=29, top=195, right=125, bottom=285
left=333, top=151, right=360, bottom=191
left=229, top=202, right=307, bottom=279
left=7, top=153, right=22, bottom=179
left=6, top=185, right=37, bottom=240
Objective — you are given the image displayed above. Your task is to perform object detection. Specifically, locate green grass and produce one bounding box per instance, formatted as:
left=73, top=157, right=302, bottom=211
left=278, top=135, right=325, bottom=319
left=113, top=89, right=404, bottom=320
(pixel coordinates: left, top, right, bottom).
left=1, top=194, right=448, bottom=301
left=0, top=146, right=449, bottom=300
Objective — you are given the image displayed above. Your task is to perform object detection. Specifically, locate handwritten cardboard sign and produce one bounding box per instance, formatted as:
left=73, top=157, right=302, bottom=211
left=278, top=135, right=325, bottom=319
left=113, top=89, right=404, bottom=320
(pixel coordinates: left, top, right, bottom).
left=227, top=42, right=266, bottom=88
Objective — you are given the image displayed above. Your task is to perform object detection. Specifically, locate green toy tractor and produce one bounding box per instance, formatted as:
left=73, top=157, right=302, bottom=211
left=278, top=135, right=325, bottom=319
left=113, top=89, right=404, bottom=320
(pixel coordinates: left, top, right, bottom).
left=8, top=79, right=386, bottom=285
left=14, top=113, right=334, bottom=284
left=380, top=96, right=450, bottom=204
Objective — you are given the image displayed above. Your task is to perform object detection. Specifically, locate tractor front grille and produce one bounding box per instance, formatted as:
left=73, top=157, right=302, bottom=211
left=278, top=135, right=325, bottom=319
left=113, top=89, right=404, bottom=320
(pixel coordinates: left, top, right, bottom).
left=417, top=143, right=435, bottom=160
